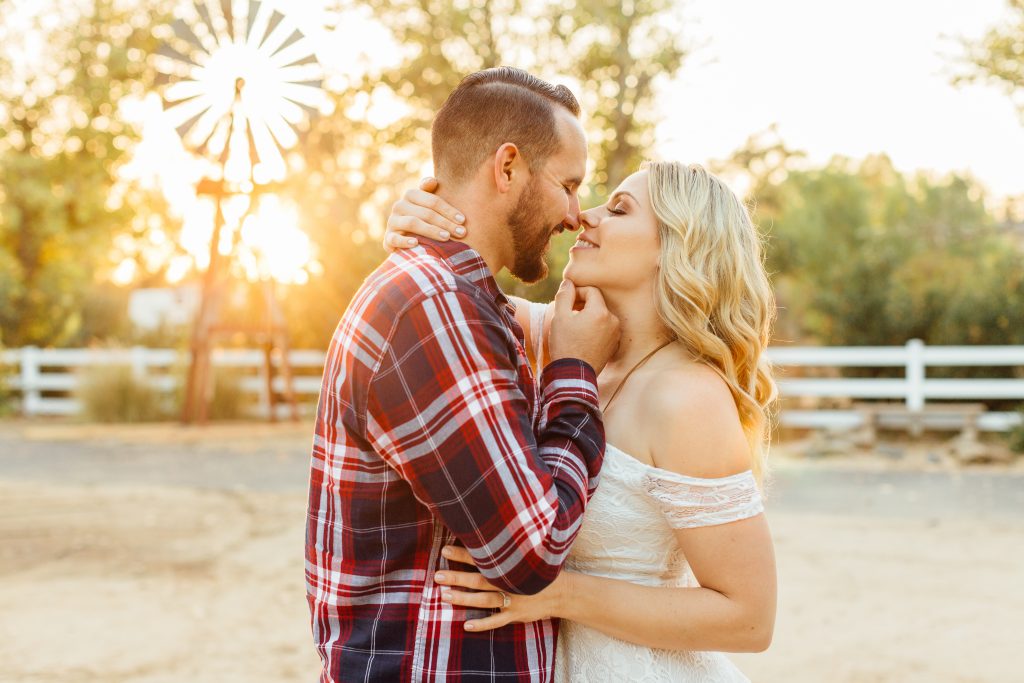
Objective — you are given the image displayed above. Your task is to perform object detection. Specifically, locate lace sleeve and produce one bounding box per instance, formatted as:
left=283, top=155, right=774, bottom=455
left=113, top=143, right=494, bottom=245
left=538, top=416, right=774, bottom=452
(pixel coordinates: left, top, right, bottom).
left=642, top=469, right=764, bottom=529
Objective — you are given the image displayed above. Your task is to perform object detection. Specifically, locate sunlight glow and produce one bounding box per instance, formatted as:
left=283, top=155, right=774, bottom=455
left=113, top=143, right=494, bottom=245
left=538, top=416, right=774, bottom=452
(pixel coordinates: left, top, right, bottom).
left=238, top=195, right=316, bottom=285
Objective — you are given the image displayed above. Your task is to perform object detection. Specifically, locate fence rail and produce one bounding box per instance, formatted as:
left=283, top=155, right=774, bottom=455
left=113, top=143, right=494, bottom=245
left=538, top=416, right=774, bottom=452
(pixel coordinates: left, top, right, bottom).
left=1, top=340, right=1022, bottom=430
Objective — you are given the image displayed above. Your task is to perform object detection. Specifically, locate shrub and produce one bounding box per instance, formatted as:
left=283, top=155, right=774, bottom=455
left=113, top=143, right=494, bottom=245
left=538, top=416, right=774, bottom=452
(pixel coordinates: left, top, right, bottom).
left=169, top=364, right=249, bottom=421
left=78, top=360, right=250, bottom=423
left=76, top=365, right=168, bottom=422
left=0, top=348, right=13, bottom=417
left=1009, top=406, right=1024, bottom=454
left=207, top=367, right=246, bottom=420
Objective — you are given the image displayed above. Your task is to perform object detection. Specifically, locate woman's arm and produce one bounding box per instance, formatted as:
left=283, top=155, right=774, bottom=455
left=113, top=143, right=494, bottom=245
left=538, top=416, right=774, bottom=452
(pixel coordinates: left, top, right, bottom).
left=561, top=516, right=774, bottom=652
left=439, top=515, right=773, bottom=653
left=382, top=179, right=557, bottom=366
left=383, top=177, right=466, bottom=250
left=436, top=369, right=777, bottom=653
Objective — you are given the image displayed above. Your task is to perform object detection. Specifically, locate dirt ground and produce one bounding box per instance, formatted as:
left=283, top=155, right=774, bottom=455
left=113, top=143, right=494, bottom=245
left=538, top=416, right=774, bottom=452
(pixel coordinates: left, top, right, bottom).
left=1, top=422, right=1022, bottom=682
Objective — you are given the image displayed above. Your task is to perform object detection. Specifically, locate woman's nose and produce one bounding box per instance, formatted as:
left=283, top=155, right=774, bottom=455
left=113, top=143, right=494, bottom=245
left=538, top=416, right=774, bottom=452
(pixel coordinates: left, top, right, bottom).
left=578, top=208, right=600, bottom=230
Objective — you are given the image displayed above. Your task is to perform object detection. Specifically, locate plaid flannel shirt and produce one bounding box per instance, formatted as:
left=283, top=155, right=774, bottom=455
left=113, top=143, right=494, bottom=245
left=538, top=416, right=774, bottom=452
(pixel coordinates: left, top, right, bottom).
left=306, top=239, right=605, bottom=682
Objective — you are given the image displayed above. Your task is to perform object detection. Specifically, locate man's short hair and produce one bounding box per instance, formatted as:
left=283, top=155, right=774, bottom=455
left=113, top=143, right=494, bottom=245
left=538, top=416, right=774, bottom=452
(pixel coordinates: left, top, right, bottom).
left=431, top=67, right=581, bottom=185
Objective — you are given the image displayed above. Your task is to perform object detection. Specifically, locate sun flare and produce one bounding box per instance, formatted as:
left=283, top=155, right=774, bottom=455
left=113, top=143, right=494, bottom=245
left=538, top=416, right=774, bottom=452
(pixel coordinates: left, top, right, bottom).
left=238, top=194, right=316, bottom=285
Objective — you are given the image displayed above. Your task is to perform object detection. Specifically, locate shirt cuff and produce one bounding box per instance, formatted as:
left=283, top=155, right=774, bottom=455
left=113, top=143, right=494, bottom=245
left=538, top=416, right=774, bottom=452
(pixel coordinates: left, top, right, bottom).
left=539, top=358, right=600, bottom=412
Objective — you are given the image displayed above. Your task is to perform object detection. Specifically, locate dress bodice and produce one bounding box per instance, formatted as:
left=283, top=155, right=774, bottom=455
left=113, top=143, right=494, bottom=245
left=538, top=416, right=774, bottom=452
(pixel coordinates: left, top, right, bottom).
left=556, top=444, right=763, bottom=682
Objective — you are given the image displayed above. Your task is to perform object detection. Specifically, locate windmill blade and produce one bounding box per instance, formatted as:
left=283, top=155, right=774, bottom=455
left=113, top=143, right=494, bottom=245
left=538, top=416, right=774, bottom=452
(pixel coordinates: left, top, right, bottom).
left=174, top=2, right=220, bottom=57
left=165, top=94, right=213, bottom=130
left=263, top=110, right=299, bottom=149
left=185, top=100, right=232, bottom=149
left=154, top=24, right=209, bottom=67
left=259, top=15, right=298, bottom=57
left=155, top=1, right=327, bottom=178
left=202, top=0, right=234, bottom=46
left=246, top=1, right=275, bottom=50
left=270, top=41, right=319, bottom=69
left=230, top=0, right=250, bottom=43
left=205, top=116, right=231, bottom=157
left=164, top=79, right=208, bottom=103
left=275, top=63, right=324, bottom=85
left=271, top=95, right=304, bottom=126
left=248, top=113, right=287, bottom=177
left=152, top=52, right=197, bottom=80
left=278, top=82, right=328, bottom=110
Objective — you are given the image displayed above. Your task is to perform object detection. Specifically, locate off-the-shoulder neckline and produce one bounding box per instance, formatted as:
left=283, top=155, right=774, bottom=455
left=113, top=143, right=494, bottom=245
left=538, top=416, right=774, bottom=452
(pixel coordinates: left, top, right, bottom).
left=605, top=443, right=755, bottom=485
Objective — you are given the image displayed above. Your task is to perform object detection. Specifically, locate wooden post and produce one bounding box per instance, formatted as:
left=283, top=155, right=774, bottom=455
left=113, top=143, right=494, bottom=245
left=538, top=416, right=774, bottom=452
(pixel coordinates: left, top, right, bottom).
left=20, top=346, right=40, bottom=417
left=182, top=178, right=227, bottom=424
left=906, top=339, right=925, bottom=437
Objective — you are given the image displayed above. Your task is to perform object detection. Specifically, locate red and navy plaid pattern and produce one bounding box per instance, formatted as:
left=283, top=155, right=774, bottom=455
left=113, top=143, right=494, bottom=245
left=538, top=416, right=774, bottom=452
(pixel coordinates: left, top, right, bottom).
left=306, top=239, right=605, bottom=682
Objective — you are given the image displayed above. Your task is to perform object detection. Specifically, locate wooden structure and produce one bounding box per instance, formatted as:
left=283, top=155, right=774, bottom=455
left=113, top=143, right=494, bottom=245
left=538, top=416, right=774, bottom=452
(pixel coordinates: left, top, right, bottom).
left=179, top=177, right=298, bottom=424
left=152, top=1, right=329, bottom=423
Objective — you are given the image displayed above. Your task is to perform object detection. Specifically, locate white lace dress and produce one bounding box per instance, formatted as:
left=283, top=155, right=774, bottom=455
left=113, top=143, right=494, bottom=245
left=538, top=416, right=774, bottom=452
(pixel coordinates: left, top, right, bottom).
left=523, top=301, right=764, bottom=681
left=554, top=445, right=764, bottom=682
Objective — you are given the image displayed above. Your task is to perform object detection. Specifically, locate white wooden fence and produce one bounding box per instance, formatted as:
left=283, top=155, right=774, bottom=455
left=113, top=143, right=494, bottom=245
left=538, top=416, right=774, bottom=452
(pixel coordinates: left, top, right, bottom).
left=1, top=339, right=1022, bottom=430
left=0, top=346, right=326, bottom=418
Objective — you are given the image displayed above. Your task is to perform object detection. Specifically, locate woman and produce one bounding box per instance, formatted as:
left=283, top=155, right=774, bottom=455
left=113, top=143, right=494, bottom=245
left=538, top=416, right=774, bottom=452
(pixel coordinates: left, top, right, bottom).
left=384, top=161, right=777, bottom=681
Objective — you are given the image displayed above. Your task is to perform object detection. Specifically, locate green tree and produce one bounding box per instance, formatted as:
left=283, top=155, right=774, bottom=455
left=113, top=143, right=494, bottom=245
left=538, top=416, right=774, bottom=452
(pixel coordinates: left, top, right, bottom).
left=0, top=0, right=168, bottom=347
left=283, top=0, right=693, bottom=338
left=953, top=0, right=1024, bottom=121
left=721, top=132, right=1009, bottom=348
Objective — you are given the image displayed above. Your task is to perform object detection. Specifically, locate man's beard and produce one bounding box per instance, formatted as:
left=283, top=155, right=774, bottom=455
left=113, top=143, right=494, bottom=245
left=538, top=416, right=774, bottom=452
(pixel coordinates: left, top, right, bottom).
left=507, top=181, right=556, bottom=283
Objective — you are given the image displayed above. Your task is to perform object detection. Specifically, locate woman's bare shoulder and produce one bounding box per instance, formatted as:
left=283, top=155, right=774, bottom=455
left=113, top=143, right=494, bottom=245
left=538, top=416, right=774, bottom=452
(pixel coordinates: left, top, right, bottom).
left=640, top=362, right=750, bottom=479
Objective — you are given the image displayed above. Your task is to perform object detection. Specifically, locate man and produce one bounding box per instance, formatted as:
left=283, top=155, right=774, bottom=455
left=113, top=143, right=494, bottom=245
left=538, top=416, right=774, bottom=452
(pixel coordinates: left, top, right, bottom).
left=306, top=67, right=619, bottom=682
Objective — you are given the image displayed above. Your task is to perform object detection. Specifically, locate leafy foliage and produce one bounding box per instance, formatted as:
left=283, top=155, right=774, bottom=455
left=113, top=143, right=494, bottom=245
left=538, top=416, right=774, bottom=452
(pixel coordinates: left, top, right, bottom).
left=953, top=0, right=1024, bottom=121
left=76, top=365, right=167, bottom=422
left=278, top=0, right=692, bottom=336
left=721, top=129, right=1020, bottom=351
left=0, top=0, right=170, bottom=347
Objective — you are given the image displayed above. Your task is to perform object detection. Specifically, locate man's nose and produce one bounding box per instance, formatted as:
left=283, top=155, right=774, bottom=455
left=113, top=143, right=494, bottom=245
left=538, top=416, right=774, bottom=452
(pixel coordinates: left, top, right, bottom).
left=562, top=212, right=581, bottom=231
left=562, top=193, right=583, bottom=231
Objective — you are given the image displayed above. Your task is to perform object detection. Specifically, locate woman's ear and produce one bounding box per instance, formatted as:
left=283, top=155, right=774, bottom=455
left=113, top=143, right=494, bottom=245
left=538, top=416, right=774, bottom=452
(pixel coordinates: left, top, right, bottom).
left=492, top=143, right=520, bottom=193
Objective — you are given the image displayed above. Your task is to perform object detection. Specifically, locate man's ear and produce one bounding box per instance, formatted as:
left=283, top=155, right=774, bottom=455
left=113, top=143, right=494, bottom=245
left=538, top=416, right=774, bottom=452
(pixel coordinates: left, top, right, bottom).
left=492, top=143, right=521, bottom=194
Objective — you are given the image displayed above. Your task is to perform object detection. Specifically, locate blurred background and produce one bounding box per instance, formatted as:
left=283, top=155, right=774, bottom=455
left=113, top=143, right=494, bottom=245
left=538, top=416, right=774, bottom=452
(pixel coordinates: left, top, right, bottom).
left=1, top=1, right=1022, bottom=681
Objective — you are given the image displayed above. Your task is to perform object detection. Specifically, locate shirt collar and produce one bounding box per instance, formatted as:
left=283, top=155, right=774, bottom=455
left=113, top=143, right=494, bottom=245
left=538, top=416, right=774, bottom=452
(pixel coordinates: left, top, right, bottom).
left=420, top=238, right=511, bottom=308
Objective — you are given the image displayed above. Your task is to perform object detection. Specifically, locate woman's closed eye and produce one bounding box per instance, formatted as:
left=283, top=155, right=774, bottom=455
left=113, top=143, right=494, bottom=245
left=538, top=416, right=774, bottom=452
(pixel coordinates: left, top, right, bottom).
left=608, top=204, right=626, bottom=215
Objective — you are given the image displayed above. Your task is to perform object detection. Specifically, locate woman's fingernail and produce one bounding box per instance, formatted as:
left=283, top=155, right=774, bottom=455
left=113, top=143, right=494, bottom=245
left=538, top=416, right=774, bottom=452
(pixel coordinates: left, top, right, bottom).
left=435, top=572, right=446, bottom=582
left=455, top=214, right=465, bottom=223
left=454, top=227, right=466, bottom=237
left=439, top=230, right=450, bottom=240
left=407, top=238, right=417, bottom=246
left=465, top=622, right=475, bottom=631
left=441, top=591, right=452, bottom=602
left=442, top=547, right=453, bottom=557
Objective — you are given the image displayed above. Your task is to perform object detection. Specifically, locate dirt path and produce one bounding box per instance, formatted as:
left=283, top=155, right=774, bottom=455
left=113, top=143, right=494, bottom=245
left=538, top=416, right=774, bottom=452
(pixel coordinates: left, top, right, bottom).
left=2, top=422, right=1022, bottom=682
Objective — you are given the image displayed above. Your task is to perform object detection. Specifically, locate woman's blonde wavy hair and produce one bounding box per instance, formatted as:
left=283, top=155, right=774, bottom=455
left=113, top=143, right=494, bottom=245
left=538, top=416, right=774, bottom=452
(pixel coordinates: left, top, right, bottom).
left=643, top=161, right=778, bottom=483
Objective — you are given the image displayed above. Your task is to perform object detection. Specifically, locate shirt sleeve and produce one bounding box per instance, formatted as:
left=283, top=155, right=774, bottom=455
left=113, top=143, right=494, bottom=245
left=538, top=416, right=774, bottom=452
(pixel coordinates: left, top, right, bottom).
left=364, top=289, right=604, bottom=595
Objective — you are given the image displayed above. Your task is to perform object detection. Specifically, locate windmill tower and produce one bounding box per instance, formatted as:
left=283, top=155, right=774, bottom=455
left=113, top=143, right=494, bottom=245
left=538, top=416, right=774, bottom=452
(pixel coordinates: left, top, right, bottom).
left=153, top=1, right=330, bottom=423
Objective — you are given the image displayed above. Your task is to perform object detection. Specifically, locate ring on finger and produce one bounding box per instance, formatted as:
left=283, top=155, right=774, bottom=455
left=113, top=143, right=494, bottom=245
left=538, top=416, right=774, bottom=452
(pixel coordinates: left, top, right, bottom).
left=497, top=591, right=511, bottom=610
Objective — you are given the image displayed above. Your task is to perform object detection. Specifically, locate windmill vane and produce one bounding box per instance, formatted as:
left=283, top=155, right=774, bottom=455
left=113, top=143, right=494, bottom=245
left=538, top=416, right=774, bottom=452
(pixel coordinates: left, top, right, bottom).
left=154, top=0, right=329, bottom=184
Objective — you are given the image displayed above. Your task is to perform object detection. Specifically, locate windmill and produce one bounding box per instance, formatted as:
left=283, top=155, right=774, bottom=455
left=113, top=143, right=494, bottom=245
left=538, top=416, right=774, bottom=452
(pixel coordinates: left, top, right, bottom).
left=153, top=0, right=330, bottom=424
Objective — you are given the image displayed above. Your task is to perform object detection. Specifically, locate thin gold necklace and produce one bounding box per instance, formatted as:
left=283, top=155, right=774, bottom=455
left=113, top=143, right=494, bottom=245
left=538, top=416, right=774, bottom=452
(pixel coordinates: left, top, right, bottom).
left=601, top=341, right=673, bottom=414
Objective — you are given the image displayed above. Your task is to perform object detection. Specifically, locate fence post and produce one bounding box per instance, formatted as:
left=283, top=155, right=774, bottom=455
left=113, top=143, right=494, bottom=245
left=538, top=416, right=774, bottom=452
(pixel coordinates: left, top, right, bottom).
left=905, top=339, right=929, bottom=423
left=21, top=346, right=41, bottom=417
left=130, top=346, right=147, bottom=382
